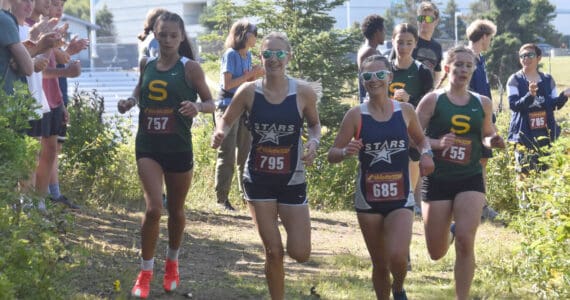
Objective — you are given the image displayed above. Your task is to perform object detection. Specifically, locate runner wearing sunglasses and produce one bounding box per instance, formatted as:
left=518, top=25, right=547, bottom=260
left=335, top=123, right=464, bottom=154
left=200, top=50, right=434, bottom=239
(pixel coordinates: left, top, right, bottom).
left=328, top=54, right=434, bottom=300
left=416, top=45, right=505, bottom=300
left=211, top=32, right=321, bottom=300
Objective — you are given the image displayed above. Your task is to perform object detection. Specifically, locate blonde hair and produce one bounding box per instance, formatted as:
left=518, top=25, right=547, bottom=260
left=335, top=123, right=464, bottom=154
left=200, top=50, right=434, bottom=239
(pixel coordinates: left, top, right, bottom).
left=417, top=1, right=440, bottom=19
left=261, top=32, right=292, bottom=52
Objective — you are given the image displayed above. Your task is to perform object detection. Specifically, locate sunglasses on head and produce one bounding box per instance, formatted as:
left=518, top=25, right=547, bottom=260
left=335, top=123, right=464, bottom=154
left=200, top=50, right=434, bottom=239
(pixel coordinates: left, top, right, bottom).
left=519, top=52, right=537, bottom=59
left=417, top=15, right=436, bottom=24
left=262, top=50, right=288, bottom=60
left=361, top=70, right=391, bottom=81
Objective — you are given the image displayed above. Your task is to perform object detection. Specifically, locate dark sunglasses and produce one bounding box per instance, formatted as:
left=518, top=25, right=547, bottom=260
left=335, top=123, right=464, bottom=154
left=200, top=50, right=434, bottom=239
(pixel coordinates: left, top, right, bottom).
left=262, top=50, right=288, bottom=60
left=361, top=70, right=391, bottom=81
left=519, top=52, right=537, bottom=59
left=417, top=15, right=436, bottom=24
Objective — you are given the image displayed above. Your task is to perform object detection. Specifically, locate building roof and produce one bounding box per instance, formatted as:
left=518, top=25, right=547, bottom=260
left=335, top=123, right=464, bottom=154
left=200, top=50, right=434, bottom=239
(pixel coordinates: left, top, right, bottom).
left=61, top=14, right=100, bottom=30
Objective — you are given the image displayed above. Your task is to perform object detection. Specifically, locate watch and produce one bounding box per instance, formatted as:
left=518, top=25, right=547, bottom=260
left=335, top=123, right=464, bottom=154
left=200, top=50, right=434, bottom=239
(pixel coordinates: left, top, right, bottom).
left=421, top=149, right=434, bottom=157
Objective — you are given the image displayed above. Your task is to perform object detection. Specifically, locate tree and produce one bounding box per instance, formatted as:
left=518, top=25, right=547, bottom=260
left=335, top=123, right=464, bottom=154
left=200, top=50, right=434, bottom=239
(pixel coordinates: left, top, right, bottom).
left=439, top=0, right=465, bottom=41
left=485, top=0, right=562, bottom=85
left=96, top=5, right=116, bottom=43
left=63, top=0, right=89, bottom=21
left=200, top=0, right=361, bottom=129
left=468, top=0, right=492, bottom=22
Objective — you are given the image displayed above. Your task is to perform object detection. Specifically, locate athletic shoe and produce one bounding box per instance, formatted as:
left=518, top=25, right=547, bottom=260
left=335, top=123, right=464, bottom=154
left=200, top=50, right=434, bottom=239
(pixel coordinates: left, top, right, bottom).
left=449, top=223, right=456, bottom=244
left=392, top=289, right=408, bottom=300
left=131, top=270, right=153, bottom=299
left=37, top=198, right=47, bottom=213
left=50, top=195, right=80, bottom=210
left=218, top=200, right=235, bottom=211
left=163, top=259, right=180, bottom=292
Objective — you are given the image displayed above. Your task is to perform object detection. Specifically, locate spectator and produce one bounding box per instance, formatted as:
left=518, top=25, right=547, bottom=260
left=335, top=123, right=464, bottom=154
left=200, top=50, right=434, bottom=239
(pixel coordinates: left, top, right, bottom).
left=357, top=14, right=384, bottom=103
left=507, top=43, right=569, bottom=174
left=466, top=19, right=499, bottom=220
left=214, top=19, right=264, bottom=210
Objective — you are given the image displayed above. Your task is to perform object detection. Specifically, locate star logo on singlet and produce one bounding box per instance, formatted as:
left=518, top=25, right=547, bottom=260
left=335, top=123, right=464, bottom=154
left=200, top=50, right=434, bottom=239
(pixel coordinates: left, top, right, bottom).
left=366, top=142, right=406, bottom=165
left=256, top=124, right=294, bottom=144
left=529, top=95, right=545, bottom=109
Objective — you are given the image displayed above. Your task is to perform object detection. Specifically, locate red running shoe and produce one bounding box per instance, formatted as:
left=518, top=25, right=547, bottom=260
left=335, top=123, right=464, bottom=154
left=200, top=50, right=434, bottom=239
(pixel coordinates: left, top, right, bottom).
left=163, top=259, right=180, bottom=292
left=131, top=270, right=153, bottom=298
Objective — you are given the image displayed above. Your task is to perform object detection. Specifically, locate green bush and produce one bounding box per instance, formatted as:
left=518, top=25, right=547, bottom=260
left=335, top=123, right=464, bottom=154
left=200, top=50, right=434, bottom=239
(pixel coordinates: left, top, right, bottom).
left=0, top=83, right=69, bottom=299
left=485, top=110, right=519, bottom=213
left=0, top=82, right=39, bottom=204
left=307, top=131, right=358, bottom=211
left=499, top=133, right=570, bottom=298
left=59, top=88, right=140, bottom=206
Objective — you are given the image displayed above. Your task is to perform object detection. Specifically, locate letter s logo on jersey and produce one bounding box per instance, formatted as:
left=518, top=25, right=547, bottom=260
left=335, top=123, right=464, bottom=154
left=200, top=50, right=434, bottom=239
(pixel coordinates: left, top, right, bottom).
left=450, top=114, right=471, bottom=134
left=148, top=80, right=168, bottom=101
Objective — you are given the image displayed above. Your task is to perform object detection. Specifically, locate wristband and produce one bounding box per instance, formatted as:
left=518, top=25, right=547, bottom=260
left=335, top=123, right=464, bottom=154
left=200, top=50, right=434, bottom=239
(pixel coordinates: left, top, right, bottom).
left=309, top=138, right=320, bottom=147
left=341, top=148, right=347, bottom=158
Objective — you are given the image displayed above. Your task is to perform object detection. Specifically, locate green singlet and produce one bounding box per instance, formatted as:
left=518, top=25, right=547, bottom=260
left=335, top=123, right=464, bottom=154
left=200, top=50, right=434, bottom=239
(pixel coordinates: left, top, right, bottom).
left=426, top=90, right=485, bottom=180
left=136, top=57, right=197, bottom=153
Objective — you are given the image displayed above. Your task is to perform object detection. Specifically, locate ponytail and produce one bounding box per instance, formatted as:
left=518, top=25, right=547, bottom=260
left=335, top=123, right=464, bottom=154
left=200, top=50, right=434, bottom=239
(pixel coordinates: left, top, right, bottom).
left=435, top=72, right=448, bottom=89
left=137, top=28, right=151, bottom=42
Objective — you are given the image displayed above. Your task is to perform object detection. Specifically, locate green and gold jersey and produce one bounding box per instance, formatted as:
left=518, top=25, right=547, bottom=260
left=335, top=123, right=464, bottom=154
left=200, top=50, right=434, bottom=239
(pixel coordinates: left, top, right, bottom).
left=136, top=57, right=197, bottom=153
left=426, top=90, right=484, bottom=180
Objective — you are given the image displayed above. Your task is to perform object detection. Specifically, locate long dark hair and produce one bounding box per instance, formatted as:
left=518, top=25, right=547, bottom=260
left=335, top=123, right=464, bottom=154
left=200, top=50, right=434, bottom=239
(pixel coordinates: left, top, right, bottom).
left=154, top=12, right=195, bottom=60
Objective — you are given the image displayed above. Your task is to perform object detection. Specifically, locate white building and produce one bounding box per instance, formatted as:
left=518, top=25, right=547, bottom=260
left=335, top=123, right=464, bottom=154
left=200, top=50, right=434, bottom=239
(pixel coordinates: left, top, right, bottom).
left=94, top=0, right=211, bottom=44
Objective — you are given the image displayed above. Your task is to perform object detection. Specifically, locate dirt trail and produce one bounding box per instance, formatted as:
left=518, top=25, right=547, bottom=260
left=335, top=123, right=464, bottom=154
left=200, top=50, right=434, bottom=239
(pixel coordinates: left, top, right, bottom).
left=64, top=206, right=368, bottom=299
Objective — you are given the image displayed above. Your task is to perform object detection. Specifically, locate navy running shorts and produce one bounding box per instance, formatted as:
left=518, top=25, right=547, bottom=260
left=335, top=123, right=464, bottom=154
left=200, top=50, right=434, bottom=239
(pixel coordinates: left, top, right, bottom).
left=243, top=182, right=307, bottom=205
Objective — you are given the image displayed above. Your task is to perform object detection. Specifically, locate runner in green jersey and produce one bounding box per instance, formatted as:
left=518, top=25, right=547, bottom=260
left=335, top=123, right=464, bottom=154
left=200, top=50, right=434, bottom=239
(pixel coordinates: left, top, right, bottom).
left=118, top=12, right=214, bottom=299
left=416, top=45, right=505, bottom=300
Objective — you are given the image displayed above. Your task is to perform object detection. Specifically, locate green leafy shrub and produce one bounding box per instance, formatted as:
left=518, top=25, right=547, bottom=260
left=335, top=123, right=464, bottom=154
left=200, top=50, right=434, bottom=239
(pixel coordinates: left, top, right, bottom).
left=0, top=83, right=69, bottom=299
left=499, top=133, right=570, bottom=298
left=307, top=131, right=358, bottom=211
left=485, top=110, right=518, bottom=213
left=59, top=88, right=140, bottom=206
left=0, top=82, right=39, bottom=204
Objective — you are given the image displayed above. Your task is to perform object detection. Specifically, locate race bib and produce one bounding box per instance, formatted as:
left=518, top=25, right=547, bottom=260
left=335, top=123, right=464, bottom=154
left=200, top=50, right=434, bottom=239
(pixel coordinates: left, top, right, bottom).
left=529, top=110, right=547, bottom=130
left=142, top=108, right=176, bottom=134
left=365, top=171, right=405, bottom=202
left=438, top=136, right=472, bottom=165
left=254, top=145, right=291, bottom=174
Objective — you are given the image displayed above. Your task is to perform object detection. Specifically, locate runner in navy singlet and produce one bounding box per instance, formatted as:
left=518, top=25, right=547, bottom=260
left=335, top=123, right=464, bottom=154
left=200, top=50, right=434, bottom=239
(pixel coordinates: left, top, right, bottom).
left=328, top=54, right=434, bottom=300
left=211, top=32, right=321, bottom=300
